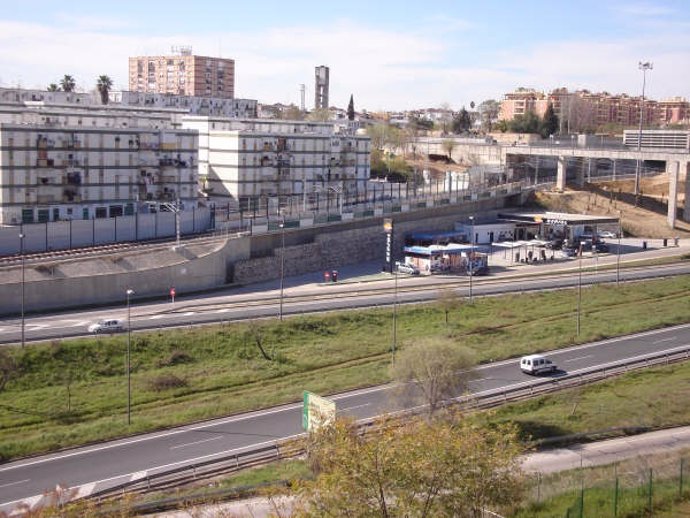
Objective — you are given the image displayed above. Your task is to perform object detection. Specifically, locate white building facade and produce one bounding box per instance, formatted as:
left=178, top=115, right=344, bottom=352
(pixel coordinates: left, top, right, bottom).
left=182, top=117, right=371, bottom=211
left=0, top=106, right=198, bottom=225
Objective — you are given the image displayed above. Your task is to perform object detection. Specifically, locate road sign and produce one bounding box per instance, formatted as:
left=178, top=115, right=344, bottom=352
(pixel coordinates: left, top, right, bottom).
left=170, top=287, right=176, bottom=303
left=302, top=391, right=336, bottom=431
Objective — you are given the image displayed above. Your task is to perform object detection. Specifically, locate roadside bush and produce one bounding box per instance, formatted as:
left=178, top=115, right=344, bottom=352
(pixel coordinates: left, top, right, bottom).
left=147, top=373, right=187, bottom=392
left=158, top=349, right=193, bottom=367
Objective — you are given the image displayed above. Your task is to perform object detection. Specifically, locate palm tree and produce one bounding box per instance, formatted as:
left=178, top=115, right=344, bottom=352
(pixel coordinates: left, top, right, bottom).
left=47, top=83, right=59, bottom=92
left=96, top=75, right=113, bottom=105
left=60, top=75, right=76, bottom=92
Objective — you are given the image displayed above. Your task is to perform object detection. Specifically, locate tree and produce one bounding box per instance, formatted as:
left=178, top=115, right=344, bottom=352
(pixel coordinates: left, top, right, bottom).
left=437, top=288, right=463, bottom=326
left=347, top=94, right=355, bottom=121
left=439, top=102, right=453, bottom=134
left=96, top=75, right=113, bottom=105
left=478, top=99, right=500, bottom=132
left=540, top=102, right=559, bottom=138
left=452, top=107, right=472, bottom=134
left=441, top=138, right=456, bottom=160
left=508, top=111, right=541, bottom=134
left=367, top=124, right=388, bottom=150
left=307, top=108, right=330, bottom=122
left=391, top=338, right=476, bottom=417
left=47, top=83, right=59, bottom=92
left=295, top=415, right=526, bottom=517
left=282, top=104, right=304, bottom=120
left=60, top=75, right=76, bottom=92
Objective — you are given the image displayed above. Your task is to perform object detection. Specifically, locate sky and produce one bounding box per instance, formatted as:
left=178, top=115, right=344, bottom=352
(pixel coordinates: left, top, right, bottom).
left=0, top=0, right=688, bottom=112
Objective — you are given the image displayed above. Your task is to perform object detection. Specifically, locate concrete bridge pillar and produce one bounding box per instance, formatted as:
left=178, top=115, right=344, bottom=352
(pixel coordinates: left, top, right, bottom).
left=575, top=159, right=588, bottom=188
left=683, top=161, right=690, bottom=221
left=668, top=161, right=679, bottom=229
left=556, top=156, right=566, bottom=191
left=612, top=159, right=617, bottom=181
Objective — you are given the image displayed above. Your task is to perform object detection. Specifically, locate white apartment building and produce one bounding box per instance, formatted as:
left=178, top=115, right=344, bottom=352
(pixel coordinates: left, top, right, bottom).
left=0, top=87, right=257, bottom=120
left=182, top=117, right=371, bottom=211
left=0, top=105, right=198, bottom=225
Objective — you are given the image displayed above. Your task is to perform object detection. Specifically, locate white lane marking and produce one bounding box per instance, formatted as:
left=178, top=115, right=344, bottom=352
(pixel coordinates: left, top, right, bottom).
left=27, top=324, right=49, bottom=330
left=563, top=355, right=593, bottom=363
left=130, top=471, right=147, bottom=481
left=0, top=479, right=29, bottom=489
left=216, top=309, right=230, bottom=313
left=72, top=482, right=96, bottom=499
left=182, top=312, right=196, bottom=316
left=337, top=403, right=371, bottom=413
left=148, top=315, right=164, bottom=320
left=654, top=337, right=675, bottom=344
left=170, top=436, right=222, bottom=450
left=0, top=328, right=5, bottom=333
left=66, top=321, right=90, bottom=328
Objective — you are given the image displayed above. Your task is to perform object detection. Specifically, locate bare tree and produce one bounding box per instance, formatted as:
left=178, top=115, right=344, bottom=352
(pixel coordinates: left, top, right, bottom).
left=437, top=288, right=463, bottom=326
left=391, top=338, right=476, bottom=417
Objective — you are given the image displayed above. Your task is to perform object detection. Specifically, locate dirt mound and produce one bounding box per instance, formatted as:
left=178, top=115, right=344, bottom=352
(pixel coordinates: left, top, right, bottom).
left=534, top=174, right=690, bottom=238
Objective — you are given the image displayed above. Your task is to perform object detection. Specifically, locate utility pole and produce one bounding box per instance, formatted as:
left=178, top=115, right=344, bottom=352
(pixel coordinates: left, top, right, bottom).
left=635, top=61, right=653, bottom=195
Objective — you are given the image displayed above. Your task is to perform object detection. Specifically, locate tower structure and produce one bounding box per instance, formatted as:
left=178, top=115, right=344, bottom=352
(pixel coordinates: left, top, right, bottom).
left=314, top=66, right=329, bottom=110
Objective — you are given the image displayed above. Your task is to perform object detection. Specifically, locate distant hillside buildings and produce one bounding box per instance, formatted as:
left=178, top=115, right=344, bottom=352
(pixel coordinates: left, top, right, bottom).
left=499, top=88, right=689, bottom=132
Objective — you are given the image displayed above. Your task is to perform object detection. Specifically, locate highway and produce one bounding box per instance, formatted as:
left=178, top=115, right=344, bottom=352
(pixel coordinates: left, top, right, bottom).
left=1, top=323, right=690, bottom=512
left=1, top=258, right=690, bottom=346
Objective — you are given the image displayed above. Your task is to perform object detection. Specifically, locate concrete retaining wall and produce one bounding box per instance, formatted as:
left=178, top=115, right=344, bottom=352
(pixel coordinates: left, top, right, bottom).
left=0, top=194, right=518, bottom=316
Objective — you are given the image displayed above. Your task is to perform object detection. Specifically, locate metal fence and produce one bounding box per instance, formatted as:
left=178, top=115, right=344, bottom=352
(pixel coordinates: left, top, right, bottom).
left=0, top=207, right=213, bottom=256
left=525, top=455, right=690, bottom=517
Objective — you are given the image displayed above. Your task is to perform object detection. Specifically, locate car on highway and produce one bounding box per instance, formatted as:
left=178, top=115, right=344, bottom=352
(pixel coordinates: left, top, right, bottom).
left=520, top=354, right=557, bottom=375
left=87, top=319, right=125, bottom=334
left=395, top=261, right=420, bottom=275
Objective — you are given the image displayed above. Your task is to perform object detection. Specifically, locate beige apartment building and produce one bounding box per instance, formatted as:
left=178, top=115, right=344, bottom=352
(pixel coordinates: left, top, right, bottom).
left=182, top=117, right=370, bottom=212
left=0, top=105, right=198, bottom=225
left=500, top=88, right=689, bottom=132
left=129, top=51, right=235, bottom=99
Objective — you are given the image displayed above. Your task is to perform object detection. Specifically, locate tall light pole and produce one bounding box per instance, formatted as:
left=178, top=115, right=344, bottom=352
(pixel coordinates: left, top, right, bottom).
left=635, top=61, right=653, bottom=195
left=468, top=216, right=475, bottom=303
left=577, top=243, right=583, bottom=336
left=19, top=232, right=25, bottom=348
left=278, top=219, right=285, bottom=321
left=126, top=288, right=134, bottom=425
left=391, top=264, right=398, bottom=366
left=617, top=213, right=622, bottom=286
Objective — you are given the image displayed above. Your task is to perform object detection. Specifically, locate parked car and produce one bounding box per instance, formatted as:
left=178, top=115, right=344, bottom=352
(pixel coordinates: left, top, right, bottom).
left=395, top=261, right=420, bottom=275
left=520, top=354, right=557, bottom=375
left=87, top=319, right=124, bottom=334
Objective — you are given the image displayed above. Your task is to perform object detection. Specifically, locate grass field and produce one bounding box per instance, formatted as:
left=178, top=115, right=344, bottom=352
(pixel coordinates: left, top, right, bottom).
left=2, top=275, right=690, bottom=461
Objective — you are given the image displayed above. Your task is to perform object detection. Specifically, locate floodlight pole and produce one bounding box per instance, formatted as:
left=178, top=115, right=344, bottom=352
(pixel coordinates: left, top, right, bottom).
left=126, top=288, right=134, bottom=425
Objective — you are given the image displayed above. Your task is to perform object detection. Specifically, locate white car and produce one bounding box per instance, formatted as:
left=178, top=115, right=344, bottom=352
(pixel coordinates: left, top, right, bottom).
left=597, top=231, right=617, bottom=239
left=87, top=319, right=124, bottom=334
left=520, top=354, right=557, bottom=375
left=395, top=261, right=420, bottom=275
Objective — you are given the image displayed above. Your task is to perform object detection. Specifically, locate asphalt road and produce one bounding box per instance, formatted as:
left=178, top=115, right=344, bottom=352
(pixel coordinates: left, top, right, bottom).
left=1, top=259, right=690, bottom=346
left=2, top=323, right=690, bottom=512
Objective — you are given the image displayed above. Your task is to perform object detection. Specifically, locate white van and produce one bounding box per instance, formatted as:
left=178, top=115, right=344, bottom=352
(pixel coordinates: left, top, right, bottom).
left=87, top=319, right=124, bottom=334
left=520, top=354, right=556, bottom=375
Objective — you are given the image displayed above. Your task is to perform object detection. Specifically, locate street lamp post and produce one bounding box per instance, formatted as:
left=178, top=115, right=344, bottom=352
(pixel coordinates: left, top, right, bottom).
left=126, top=288, right=134, bottom=425
left=577, top=243, right=583, bottom=336
left=392, top=264, right=398, bottom=365
left=617, top=213, right=622, bottom=286
left=635, top=61, right=653, bottom=195
left=468, top=216, right=475, bottom=303
left=19, top=232, right=25, bottom=348
left=278, top=220, right=285, bottom=321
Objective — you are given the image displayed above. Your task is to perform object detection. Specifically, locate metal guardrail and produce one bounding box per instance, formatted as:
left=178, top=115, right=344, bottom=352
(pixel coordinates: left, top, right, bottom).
left=84, top=344, right=690, bottom=502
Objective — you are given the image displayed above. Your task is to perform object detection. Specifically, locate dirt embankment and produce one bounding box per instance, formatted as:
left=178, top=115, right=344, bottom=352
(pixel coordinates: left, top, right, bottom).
left=534, top=175, right=690, bottom=239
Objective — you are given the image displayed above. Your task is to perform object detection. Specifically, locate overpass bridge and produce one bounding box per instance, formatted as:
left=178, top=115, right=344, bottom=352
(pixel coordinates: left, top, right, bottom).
left=504, top=144, right=690, bottom=228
